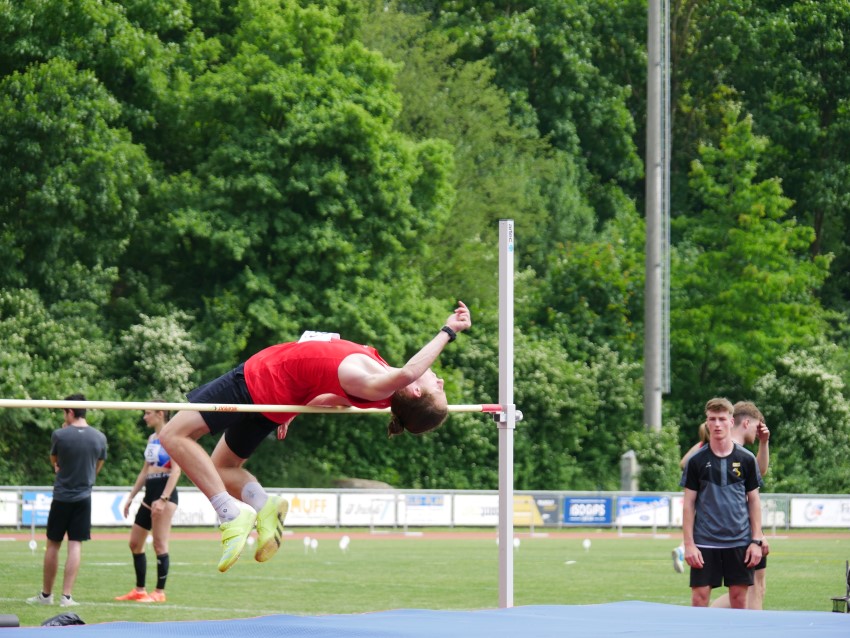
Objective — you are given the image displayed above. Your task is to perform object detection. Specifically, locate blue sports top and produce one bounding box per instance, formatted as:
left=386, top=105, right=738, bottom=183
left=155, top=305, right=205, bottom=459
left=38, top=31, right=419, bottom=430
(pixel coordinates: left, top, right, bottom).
left=144, top=438, right=172, bottom=469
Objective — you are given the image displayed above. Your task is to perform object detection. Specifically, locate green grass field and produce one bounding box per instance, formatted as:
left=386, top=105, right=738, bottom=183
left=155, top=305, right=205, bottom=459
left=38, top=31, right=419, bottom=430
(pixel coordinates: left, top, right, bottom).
left=2, top=529, right=848, bottom=627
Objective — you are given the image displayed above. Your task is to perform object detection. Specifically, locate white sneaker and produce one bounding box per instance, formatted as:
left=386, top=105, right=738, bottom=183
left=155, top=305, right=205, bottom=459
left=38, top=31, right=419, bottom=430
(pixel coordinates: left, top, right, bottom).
left=672, top=547, right=685, bottom=573
left=60, top=595, right=79, bottom=607
left=26, top=592, right=53, bottom=605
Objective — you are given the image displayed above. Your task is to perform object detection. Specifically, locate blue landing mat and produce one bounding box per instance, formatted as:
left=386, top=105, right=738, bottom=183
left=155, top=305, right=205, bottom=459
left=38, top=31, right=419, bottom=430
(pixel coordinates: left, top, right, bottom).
left=6, top=602, right=849, bottom=637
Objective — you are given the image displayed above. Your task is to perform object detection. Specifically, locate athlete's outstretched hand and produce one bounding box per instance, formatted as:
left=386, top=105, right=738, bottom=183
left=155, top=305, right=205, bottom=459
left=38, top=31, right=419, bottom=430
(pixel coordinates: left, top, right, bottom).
left=445, top=300, right=471, bottom=334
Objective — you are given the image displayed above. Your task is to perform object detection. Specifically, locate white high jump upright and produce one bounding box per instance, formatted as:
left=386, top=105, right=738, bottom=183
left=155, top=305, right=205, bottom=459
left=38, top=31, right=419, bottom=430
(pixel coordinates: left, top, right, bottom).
left=498, top=219, right=516, bottom=609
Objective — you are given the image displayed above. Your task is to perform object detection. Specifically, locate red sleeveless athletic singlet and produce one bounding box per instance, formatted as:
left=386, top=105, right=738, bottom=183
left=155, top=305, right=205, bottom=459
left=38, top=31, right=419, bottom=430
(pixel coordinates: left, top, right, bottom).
left=243, top=339, right=392, bottom=438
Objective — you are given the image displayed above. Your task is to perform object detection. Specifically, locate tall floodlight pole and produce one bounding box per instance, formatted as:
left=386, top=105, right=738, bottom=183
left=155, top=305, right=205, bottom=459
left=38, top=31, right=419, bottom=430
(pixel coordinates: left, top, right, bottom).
left=498, top=219, right=516, bottom=608
left=644, top=0, right=670, bottom=431
left=661, top=0, right=671, bottom=398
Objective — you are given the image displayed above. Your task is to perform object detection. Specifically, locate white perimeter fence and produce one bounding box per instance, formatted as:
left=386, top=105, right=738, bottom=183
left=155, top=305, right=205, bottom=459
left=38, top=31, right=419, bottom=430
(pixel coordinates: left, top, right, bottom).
left=1, top=488, right=848, bottom=532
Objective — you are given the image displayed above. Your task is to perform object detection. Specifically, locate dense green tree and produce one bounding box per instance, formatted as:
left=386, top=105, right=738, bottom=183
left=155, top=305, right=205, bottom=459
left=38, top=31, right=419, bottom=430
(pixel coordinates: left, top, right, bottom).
left=670, top=105, right=831, bottom=430
left=1, top=0, right=848, bottom=493
left=402, top=0, right=646, bottom=222
left=132, top=0, right=456, bottom=365
left=753, top=345, right=850, bottom=493
left=625, top=423, right=683, bottom=492
left=359, top=2, right=596, bottom=296
left=0, top=288, right=145, bottom=484
left=436, top=305, right=646, bottom=491
left=113, top=313, right=199, bottom=400
left=0, top=0, right=466, bottom=488
left=0, top=0, right=183, bottom=136
left=528, top=205, right=645, bottom=360
left=673, top=1, right=850, bottom=310
left=0, top=58, right=152, bottom=304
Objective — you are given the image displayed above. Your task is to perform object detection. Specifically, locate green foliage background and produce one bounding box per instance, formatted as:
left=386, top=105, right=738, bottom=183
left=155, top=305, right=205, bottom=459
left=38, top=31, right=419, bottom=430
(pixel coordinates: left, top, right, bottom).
left=2, top=0, right=850, bottom=493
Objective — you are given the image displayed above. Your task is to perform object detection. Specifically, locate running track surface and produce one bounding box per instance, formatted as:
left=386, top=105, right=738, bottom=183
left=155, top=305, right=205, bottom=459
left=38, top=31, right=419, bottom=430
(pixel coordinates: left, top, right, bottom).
left=3, top=602, right=848, bottom=637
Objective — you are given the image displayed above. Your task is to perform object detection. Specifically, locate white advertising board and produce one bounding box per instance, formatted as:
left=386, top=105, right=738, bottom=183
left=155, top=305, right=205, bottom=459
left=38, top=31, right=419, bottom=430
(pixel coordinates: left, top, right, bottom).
left=104, top=490, right=218, bottom=527
left=339, top=493, right=397, bottom=526
left=761, top=496, right=787, bottom=529
left=91, top=492, right=128, bottom=526
left=790, top=498, right=850, bottom=528
left=99, top=490, right=342, bottom=528
left=397, top=494, right=452, bottom=526
left=279, top=492, right=338, bottom=526
left=670, top=495, right=684, bottom=526
left=169, top=491, right=218, bottom=527
left=453, top=494, right=499, bottom=526
left=0, top=491, right=19, bottom=526
left=616, top=495, right=670, bottom=527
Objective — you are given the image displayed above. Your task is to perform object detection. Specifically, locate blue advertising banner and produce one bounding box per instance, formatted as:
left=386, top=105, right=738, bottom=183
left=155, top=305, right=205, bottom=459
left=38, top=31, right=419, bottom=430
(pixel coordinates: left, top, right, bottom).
left=616, top=495, right=671, bottom=526
left=22, top=491, right=52, bottom=526
left=562, top=497, right=613, bottom=525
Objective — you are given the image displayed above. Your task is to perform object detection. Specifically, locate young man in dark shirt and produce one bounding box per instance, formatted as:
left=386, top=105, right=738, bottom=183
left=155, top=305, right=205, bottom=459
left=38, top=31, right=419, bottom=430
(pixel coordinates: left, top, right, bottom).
left=681, top=397, right=764, bottom=609
left=27, top=395, right=107, bottom=608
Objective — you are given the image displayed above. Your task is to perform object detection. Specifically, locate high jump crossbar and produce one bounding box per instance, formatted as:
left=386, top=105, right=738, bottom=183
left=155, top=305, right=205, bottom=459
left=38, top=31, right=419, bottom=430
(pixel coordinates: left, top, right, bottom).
left=0, top=399, right=503, bottom=415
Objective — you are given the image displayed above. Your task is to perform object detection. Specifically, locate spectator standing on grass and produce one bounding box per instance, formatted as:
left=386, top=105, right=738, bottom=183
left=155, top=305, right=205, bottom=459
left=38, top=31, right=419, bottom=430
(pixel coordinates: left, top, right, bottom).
left=115, top=402, right=181, bottom=603
left=711, top=401, right=771, bottom=609
left=27, top=395, right=107, bottom=608
left=681, top=397, right=764, bottom=609
left=673, top=403, right=771, bottom=582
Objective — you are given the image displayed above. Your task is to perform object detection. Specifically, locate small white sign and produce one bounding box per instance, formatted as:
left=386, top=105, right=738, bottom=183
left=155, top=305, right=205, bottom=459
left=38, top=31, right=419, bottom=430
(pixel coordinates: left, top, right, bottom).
left=298, top=331, right=340, bottom=342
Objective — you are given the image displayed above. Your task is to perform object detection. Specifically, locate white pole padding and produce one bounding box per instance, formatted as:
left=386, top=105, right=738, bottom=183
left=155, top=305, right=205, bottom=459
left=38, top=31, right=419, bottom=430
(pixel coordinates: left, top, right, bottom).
left=0, top=398, right=503, bottom=415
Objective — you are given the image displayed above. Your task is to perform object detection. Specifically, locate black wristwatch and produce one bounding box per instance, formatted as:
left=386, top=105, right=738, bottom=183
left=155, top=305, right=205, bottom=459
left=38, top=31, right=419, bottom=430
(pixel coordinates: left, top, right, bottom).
left=750, top=539, right=763, bottom=547
left=440, top=326, right=457, bottom=342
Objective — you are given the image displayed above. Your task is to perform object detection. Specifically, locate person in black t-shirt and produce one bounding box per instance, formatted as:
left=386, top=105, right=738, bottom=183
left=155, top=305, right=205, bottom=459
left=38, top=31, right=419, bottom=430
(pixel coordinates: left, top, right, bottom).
left=27, top=395, right=107, bottom=608
left=681, top=397, right=764, bottom=609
